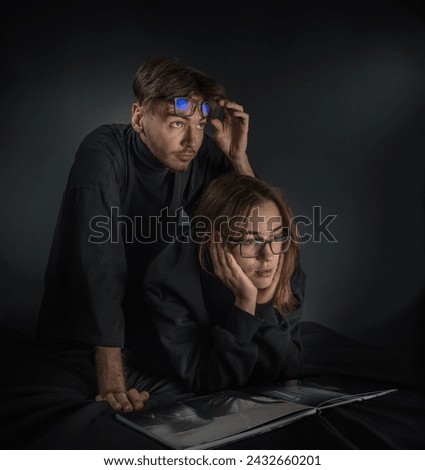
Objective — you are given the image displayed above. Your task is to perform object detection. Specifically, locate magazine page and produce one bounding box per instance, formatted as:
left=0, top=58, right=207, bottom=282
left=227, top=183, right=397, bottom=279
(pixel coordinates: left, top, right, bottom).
left=249, top=379, right=398, bottom=409
left=116, top=389, right=314, bottom=450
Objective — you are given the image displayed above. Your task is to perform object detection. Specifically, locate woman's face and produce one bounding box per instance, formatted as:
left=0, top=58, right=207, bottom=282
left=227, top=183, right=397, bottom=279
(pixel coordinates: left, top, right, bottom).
left=231, top=200, right=283, bottom=290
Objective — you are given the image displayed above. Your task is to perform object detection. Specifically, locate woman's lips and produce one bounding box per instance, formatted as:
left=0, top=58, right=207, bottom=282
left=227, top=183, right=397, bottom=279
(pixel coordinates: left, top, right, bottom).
left=255, top=268, right=274, bottom=277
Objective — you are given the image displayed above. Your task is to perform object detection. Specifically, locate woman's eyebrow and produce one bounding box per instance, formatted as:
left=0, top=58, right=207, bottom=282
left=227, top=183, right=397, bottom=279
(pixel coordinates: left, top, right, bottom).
left=245, top=225, right=284, bottom=235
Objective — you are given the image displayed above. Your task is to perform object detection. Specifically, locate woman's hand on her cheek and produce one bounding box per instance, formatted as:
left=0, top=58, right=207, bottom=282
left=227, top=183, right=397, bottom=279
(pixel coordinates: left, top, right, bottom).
left=210, top=237, right=257, bottom=315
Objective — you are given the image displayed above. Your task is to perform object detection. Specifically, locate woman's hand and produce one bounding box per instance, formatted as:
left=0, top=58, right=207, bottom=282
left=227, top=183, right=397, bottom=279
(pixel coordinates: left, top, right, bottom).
left=210, top=100, right=254, bottom=176
left=256, top=253, right=284, bottom=305
left=210, top=237, right=258, bottom=315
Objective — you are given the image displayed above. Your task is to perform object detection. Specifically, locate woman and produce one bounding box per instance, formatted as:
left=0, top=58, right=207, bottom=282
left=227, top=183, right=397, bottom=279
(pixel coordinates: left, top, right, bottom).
left=142, top=173, right=306, bottom=394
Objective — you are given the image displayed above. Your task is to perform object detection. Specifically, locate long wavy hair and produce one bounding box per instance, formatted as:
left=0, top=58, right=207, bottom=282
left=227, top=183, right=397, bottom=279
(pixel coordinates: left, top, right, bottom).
left=193, top=173, right=301, bottom=314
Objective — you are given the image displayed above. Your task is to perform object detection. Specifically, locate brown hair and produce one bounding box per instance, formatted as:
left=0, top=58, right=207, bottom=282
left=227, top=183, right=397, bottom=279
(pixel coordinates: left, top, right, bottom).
left=132, top=56, right=226, bottom=109
left=194, top=173, right=301, bottom=314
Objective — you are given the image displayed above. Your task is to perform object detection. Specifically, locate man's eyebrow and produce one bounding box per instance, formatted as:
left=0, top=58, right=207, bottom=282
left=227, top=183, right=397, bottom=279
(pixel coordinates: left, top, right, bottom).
left=166, top=112, right=207, bottom=122
left=166, top=112, right=188, bottom=119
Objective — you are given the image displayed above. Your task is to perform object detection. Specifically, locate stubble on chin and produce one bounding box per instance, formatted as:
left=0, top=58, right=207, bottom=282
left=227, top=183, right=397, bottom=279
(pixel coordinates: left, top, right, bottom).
left=164, top=163, right=191, bottom=174
left=162, top=156, right=194, bottom=173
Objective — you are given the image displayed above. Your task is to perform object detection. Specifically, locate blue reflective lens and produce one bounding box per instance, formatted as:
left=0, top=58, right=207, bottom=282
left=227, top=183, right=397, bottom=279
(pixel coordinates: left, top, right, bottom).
left=175, top=97, right=191, bottom=113
left=201, top=102, right=211, bottom=117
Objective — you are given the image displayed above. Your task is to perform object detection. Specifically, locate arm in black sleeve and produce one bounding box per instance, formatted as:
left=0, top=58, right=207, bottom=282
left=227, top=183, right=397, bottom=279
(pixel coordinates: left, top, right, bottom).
left=251, top=265, right=306, bottom=381
left=143, top=243, right=269, bottom=393
left=145, top=279, right=267, bottom=394
left=37, top=126, right=128, bottom=347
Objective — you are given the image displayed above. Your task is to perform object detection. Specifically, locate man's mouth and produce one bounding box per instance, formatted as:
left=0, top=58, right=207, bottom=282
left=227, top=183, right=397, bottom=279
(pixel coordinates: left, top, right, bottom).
left=176, top=155, right=195, bottom=164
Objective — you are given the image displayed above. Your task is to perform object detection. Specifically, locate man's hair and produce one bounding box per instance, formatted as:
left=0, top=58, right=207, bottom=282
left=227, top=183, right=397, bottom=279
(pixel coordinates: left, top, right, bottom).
left=132, top=56, right=227, bottom=107
left=194, top=173, right=302, bottom=314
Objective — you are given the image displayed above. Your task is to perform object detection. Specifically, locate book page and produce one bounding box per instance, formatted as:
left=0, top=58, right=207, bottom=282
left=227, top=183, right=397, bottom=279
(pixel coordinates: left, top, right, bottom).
left=250, top=380, right=398, bottom=409
left=116, top=389, right=313, bottom=449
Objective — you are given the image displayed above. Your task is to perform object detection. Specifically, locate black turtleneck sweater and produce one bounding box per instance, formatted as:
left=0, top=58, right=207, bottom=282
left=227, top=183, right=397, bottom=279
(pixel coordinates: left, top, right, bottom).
left=36, top=123, right=231, bottom=350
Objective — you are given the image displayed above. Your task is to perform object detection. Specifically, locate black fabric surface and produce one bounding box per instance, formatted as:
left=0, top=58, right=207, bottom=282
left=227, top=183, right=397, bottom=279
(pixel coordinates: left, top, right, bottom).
left=0, top=321, right=424, bottom=450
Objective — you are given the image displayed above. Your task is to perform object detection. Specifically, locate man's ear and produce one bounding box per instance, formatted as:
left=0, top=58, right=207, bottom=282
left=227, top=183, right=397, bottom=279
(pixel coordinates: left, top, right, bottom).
left=131, top=103, right=144, bottom=133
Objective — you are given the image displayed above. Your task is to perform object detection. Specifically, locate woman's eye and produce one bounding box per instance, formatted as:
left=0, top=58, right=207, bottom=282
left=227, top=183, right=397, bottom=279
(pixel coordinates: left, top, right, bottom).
left=198, top=122, right=206, bottom=129
left=171, top=121, right=184, bottom=128
left=274, top=232, right=289, bottom=242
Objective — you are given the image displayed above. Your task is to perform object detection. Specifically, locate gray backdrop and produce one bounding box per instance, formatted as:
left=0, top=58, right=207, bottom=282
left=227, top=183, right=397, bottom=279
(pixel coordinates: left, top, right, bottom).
left=1, top=1, right=424, bottom=366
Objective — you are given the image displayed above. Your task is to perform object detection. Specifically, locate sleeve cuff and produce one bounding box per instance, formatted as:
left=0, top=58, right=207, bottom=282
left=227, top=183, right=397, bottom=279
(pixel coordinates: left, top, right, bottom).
left=255, top=301, right=279, bottom=326
left=223, top=304, right=263, bottom=341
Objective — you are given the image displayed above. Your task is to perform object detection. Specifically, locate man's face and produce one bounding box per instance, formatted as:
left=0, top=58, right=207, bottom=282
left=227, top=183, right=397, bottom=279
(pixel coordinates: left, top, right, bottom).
left=133, top=94, right=207, bottom=172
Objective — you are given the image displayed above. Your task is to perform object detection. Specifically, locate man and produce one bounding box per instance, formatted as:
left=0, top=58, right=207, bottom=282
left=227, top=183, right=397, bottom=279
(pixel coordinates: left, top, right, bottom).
left=36, top=56, right=254, bottom=414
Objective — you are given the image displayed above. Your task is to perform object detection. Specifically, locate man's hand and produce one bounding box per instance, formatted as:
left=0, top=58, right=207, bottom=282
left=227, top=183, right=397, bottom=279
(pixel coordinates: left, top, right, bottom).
left=95, top=389, right=150, bottom=412
left=210, top=100, right=254, bottom=176
left=95, top=346, right=150, bottom=412
left=210, top=236, right=258, bottom=315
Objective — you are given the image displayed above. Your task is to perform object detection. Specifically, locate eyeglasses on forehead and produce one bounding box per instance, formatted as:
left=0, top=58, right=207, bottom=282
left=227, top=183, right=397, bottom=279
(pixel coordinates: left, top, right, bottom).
left=172, top=97, right=211, bottom=118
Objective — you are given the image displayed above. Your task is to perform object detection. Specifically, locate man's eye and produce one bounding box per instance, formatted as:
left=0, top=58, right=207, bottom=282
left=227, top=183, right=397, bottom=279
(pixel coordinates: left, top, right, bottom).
left=198, top=122, right=206, bottom=129
left=171, top=121, right=184, bottom=128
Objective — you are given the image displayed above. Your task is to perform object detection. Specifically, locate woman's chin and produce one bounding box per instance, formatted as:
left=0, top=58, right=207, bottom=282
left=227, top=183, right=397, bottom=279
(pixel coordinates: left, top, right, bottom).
left=252, top=277, right=274, bottom=290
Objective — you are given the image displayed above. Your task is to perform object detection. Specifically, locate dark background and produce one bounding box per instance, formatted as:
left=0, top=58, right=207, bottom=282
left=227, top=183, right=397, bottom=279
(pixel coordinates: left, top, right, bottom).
left=1, top=1, right=424, bottom=368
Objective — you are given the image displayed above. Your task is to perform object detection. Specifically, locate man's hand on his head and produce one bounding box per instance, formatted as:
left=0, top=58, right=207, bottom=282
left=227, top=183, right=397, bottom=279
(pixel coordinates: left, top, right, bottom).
left=210, top=99, right=254, bottom=176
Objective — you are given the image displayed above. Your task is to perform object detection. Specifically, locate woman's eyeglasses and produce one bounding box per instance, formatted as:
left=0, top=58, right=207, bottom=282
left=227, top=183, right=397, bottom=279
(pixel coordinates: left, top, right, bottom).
left=228, top=231, right=291, bottom=258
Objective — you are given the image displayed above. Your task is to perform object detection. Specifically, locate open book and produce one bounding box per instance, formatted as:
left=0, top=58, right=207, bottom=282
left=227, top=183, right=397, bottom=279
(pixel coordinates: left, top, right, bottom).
left=115, top=378, right=398, bottom=450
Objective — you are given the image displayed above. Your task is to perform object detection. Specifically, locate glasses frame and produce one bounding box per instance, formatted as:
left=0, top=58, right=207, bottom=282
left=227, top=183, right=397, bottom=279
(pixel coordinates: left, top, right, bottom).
left=172, top=96, right=211, bottom=118
left=228, top=233, right=291, bottom=259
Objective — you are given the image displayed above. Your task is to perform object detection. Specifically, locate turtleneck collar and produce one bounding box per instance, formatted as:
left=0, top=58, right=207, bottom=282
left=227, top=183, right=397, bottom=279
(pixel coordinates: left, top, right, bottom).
left=130, top=127, right=170, bottom=174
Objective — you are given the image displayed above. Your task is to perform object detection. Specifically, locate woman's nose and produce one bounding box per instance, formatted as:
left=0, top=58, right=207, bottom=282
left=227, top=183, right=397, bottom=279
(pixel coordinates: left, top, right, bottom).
left=258, top=241, right=274, bottom=261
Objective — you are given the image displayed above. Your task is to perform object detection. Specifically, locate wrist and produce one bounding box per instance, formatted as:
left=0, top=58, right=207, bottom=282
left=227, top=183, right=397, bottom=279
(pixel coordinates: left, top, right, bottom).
left=235, top=295, right=256, bottom=315
left=95, top=346, right=127, bottom=396
left=229, top=154, right=254, bottom=176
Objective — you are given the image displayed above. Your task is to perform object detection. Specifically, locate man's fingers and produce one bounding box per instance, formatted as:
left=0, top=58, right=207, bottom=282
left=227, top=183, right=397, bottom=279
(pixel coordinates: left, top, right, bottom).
left=126, top=389, right=150, bottom=411
left=99, top=392, right=133, bottom=412
left=103, top=392, right=123, bottom=411
left=115, top=392, right=134, bottom=413
left=218, top=99, right=244, bottom=112
left=127, top=388, right=144, bottom=411
left=96, top=389, right=151, bottom=412
left=209, top=118, right=223, bottom=132
left=231, top=111, right=249, bottom=123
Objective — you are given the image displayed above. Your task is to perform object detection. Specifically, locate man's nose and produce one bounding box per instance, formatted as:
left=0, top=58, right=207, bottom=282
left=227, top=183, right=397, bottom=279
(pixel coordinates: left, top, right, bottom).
left=182, top=126, right=196, bottom=148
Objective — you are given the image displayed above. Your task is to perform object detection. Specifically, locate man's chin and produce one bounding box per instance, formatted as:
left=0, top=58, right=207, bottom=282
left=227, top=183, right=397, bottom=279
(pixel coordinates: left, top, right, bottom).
left=166, top=163, right=191, bottom=173
left=165, top=159, right=193, bottom=173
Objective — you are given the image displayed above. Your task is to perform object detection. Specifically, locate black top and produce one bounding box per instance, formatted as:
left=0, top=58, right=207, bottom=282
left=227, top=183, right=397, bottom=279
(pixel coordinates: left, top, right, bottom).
left=142, top=239, right=306, bottom=394
left=36, top=123, right=231, bottom=349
